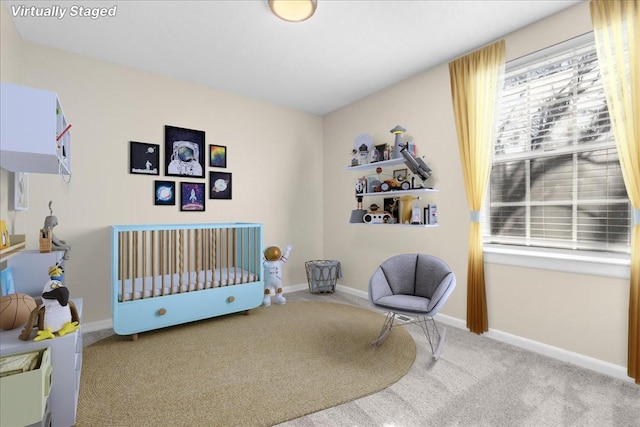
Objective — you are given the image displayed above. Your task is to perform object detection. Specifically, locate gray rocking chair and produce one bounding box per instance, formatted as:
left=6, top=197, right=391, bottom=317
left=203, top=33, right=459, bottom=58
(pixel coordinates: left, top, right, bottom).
left=368, top=253, right=456, bottom=360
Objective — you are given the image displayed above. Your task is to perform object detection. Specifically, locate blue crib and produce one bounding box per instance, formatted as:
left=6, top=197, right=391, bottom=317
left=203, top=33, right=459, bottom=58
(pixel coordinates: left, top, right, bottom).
left=111, top=223, right=263, bottom=338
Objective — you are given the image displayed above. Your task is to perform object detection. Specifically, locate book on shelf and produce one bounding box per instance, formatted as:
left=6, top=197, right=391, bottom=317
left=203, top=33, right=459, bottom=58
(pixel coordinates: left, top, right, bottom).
left=0, top=350, right=41, bottom=378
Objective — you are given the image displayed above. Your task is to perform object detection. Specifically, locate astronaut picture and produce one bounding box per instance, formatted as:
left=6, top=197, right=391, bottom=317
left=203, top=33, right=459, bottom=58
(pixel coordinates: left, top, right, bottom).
left=168, top=140, right=203, bottom=177
left=164, top=125, right=206, bottom=178
left=130, top=141, right=159, bottom=175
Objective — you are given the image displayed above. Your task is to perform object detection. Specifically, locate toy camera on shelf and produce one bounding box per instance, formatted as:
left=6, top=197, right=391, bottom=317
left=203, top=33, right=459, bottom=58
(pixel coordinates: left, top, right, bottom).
left=363, top=203, right=393, bottom=224
left=363, top=211, right=392, bottom=224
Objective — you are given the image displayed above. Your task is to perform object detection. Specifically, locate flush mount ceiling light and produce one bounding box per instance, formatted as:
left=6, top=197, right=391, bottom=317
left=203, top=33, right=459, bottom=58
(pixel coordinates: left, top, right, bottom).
left=269, top=0, right=317, bottom=22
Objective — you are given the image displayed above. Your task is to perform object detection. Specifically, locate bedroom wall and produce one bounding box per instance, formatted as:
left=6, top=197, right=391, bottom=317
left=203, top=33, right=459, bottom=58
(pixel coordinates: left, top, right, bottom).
left=0, top=4, right=22, bottom=227
left=322, top=1, right=630, bottom=369
left=1, top=2, right=631, bottom=373
left=0, top=4, right=324, bottom=324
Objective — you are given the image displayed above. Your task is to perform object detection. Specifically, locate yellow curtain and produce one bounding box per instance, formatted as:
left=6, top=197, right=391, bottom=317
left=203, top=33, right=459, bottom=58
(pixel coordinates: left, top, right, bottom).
left=449, top=40, right=505, bottom=334
left=590, top=0, right=640, bottom=384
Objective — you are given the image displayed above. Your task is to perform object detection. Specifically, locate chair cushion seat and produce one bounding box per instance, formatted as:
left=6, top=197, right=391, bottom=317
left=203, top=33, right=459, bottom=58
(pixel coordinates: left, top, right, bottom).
left=372, top=294, right=431, bottom=314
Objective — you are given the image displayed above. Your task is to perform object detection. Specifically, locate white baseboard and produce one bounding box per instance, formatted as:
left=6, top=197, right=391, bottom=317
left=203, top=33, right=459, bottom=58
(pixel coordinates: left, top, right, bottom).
left=82, top=318, right=113, bottom=333
left=434, top=313, right=632, bottom=383
left=283, top=283, right=309, bottom=293
left=83, top=283, right=633, bottom=383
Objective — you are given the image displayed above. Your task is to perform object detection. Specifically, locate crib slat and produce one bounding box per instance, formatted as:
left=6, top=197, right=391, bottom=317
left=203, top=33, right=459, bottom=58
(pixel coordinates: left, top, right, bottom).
left=234, top=228, right=238, bottom=285
left=171, top=229, right=176, bottom=294
left=160, top=230, right=164, bottom=296
left=214, top=228, right=218, bottom=287
left=179, top=229, right=182, bottom=292
left=119, top=232, right=125, bottom=302
left=254, top=227, right=259, bottom=283
left=133, top=231, right=138, bottom=301
left=142, top=230, right=147, bottom=299
left=234, top=228, right=244, bottom=283
left=151, top=231, right=156, bottom=298
left=227, top=227, right=231, bottom=286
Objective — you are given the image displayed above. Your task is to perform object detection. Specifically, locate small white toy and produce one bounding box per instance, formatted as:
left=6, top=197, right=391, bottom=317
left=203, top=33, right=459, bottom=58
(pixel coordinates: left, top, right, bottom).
left=262, top=244, right=292, bottom=307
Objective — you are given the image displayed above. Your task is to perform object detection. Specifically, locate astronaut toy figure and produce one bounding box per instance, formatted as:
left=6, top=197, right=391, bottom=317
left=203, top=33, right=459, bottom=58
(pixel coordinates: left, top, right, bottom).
left=263, top=244, right=292, bottom=307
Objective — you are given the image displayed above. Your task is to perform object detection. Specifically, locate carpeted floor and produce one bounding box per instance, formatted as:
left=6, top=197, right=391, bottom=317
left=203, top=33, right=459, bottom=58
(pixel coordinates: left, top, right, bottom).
left=83, top=290, right=640, bottom=426
left=279, top=291, right=640, bottom=427
left=77, top=300, right=415, bottom=427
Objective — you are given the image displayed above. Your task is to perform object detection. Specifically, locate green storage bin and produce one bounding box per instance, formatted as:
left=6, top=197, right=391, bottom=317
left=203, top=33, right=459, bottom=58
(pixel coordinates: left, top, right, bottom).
left=0, top=347, right=51, bottom=426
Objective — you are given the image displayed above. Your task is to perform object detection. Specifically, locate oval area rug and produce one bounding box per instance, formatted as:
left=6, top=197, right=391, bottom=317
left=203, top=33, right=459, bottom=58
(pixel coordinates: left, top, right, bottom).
left=77, top=301, right=415, bottom=427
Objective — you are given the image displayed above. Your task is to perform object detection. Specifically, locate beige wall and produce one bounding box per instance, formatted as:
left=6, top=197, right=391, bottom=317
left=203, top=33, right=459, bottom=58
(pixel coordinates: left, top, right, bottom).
left=0, top=5, right=324, bottom=324
left=323, top=1, right=630, bottom=368
left=1, top=2, right=631, bottom=369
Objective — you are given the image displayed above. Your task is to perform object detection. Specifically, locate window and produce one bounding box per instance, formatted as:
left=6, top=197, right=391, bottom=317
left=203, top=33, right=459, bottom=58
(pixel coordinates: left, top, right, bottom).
left=486, top=33, right=631, bottom=256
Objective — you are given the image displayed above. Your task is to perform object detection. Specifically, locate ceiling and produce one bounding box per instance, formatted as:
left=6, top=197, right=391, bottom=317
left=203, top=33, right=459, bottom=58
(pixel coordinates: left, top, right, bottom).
left=4, top=0, right=583, bottom=115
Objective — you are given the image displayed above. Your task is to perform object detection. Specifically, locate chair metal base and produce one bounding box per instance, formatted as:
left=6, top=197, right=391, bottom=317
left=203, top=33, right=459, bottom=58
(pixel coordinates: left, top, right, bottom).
left=371, top=311, right=447, bottom=360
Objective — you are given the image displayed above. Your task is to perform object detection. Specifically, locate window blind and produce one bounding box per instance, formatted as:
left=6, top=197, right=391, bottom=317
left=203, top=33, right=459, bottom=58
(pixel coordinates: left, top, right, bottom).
left=486, top=33, right=631, bottom=253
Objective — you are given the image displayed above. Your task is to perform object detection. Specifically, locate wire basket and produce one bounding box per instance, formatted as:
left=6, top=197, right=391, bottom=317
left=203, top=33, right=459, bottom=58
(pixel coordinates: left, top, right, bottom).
left=305, top=260, right=341, bottom=294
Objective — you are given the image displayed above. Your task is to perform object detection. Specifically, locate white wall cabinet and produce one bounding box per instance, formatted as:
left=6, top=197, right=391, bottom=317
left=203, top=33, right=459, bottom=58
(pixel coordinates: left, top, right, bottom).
left=0, top=82, right=71, bottom=175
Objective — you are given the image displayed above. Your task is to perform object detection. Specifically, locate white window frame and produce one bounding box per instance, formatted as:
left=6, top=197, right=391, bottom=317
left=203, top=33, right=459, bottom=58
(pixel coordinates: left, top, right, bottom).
left=483, top=32, right=631, bottom=278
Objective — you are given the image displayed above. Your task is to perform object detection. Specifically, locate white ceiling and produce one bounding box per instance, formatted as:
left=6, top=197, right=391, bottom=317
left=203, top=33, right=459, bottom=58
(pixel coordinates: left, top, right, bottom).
left=4, top=0, right=583, bottom=115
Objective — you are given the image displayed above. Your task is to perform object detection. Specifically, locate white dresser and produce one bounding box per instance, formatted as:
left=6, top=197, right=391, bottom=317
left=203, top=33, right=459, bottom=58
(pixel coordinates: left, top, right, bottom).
left=0, top=299, right=83, bottom=427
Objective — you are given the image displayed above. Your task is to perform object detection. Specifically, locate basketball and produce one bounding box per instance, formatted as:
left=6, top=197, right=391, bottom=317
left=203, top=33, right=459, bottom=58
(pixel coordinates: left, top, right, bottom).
left=0, top=293, right=37, bottom=330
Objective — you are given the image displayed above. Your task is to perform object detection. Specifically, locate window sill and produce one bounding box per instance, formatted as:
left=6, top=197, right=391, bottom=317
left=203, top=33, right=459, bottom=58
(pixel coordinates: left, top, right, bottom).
left=483, top=244, right=631, bottom=279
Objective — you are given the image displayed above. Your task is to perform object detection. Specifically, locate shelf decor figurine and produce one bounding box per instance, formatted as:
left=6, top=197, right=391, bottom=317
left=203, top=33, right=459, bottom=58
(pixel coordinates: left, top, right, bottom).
left=351, top=134, right=374, bottom=167
left=262, top=244, right=292, bottom=307
left=390, top=125, right=406, bottom=159
left=0, top=220, right=9, bottom=249
left=400, top=142, right=432, bottom=186
left=19, top=263, right=80, bottom=341
left=42, top=201, right=70, bottom=260
left=350, top=178, right=367, bottom=223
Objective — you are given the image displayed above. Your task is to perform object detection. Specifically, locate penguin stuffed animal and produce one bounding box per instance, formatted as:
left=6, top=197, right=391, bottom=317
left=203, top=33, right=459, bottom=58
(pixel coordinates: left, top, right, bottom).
left=19, top=265, right=80, bottom=341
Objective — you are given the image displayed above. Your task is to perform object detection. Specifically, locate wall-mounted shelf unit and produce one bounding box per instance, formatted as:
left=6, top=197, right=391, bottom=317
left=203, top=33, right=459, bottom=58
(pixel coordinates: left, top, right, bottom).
left=348, top=153, right=439, bottom=226
left=359, top=187, right=438, bottom=197
left=347, top=157, right=405, bottom=171
left=0, top=83, right=71, bottom=175
left=0, top=234, right=26, bottom=264
left=351, top=222, right=439, bottom=228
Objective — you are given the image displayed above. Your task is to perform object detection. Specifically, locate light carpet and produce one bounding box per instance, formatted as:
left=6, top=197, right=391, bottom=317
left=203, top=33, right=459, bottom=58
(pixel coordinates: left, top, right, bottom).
left=76, top=301, right=416, bottom=427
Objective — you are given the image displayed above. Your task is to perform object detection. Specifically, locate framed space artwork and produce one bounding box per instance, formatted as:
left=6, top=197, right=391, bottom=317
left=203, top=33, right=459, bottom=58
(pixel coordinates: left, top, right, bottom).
left=154, top=180, right=176, bottom=206
left=180, top=182, right=206, bottom=211
left=164, top=125, right=205, bottom=178
left=14, top=172, right=29, bottom=211
left=209, top=171, right=232, bottom=200
left=209, top=144, right=227, bottom=168
left=130, top=141, right=160, bottom=175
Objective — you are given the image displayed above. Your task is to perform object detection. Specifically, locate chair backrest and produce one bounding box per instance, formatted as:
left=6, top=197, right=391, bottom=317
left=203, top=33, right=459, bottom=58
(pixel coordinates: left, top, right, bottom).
left=379, top=253, right=453, bottom=299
